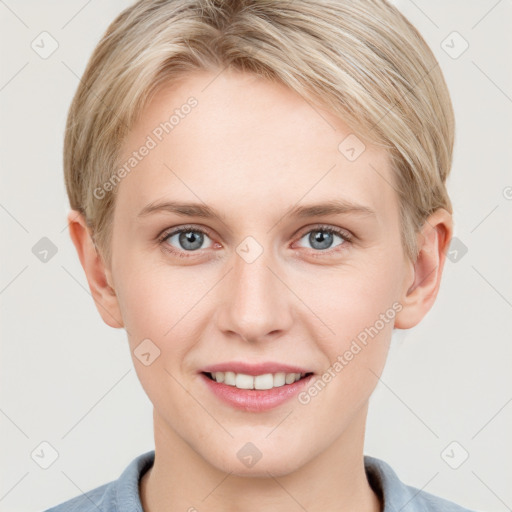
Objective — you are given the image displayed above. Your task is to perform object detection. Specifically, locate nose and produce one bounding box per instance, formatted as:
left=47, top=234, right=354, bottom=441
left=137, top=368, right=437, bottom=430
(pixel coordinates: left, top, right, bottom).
left=215, top=242, right=294, bottom=343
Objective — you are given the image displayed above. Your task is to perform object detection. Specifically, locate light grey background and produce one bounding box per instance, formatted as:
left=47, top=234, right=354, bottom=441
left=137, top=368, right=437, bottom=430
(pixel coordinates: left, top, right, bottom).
left=1, top=1, right=511, bottom=511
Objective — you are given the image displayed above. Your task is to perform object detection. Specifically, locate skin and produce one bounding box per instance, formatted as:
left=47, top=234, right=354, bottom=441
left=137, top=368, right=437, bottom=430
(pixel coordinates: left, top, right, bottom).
left=68, top=68, right=452, bottom=512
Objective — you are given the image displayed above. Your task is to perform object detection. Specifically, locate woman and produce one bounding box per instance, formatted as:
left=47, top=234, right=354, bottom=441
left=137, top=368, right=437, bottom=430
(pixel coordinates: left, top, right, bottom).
left=46, top=0, right=474, bottom=510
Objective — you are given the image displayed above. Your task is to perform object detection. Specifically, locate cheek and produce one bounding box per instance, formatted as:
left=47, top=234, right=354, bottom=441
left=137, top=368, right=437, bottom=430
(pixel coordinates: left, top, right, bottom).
left=304, top=254, right=401, bottom=395
left=115, top=257, right=202, bottom=339
left=115, top=266, right=204, bottom=408
left=297, top=266, right=399, bottom=435
left=311, top=257, right=401, bottom=337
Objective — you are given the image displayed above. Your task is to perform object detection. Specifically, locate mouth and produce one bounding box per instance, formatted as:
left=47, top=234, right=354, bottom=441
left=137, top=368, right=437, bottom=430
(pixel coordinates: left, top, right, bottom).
left=201, top=371, right=314, bottom=390
left=199, top=369, right=315, bottom=412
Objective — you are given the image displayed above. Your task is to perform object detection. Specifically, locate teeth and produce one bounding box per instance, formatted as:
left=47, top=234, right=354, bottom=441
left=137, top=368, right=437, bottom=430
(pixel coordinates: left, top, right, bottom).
left=235, top=373, right=254, bottom=389
left=254, top=373, right=273, bottom=390
left=224, top=371, right=236, bottom=386
left=285, top=373, right=296, bottom=385
left=273, top=372, right=286, bottom=387
left=209, top=371, right=307, bottom=389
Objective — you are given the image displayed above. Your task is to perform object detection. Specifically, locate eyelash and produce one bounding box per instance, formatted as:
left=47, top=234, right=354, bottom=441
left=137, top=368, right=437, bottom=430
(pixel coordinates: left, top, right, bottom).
left=157, top=224, right=354, bottom=258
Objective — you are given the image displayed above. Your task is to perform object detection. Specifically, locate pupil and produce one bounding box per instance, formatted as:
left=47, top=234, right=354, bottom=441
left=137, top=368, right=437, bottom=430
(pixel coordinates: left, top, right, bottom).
left=179, top=231, right=203, bottom=250
left=310, top=230, right=333, bottom=250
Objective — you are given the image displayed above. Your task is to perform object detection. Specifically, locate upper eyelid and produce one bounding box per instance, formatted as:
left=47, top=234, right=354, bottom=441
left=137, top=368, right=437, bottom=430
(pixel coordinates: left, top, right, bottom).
left=160, top=224, right=213, bottom=240
left=296, top=224, right=352, bottom=239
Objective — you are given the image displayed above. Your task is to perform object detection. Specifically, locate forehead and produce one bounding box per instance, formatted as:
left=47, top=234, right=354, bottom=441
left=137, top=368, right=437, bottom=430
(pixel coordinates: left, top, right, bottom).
left=115, top=69, right=396, bottom=223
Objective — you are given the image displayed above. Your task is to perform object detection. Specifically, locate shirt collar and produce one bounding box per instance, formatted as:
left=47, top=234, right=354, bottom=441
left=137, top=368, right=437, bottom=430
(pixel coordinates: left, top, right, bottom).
left=113, top=450, right=425, bottom=512
left=364, top=454, right=423, bottom=511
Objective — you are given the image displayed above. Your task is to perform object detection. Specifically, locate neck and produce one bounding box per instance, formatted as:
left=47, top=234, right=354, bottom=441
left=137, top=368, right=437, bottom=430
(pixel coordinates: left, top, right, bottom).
left=140, top=404, right=381, bottom=512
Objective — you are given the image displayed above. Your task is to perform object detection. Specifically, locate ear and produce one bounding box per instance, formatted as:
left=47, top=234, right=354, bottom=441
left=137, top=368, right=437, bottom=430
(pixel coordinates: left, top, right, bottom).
left=67, top=209, right=124, bottom=329
left=394, top=208, right=453, bottom=330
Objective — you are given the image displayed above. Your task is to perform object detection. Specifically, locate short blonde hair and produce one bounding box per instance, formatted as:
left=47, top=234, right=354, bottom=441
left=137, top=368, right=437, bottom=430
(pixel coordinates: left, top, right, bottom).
left=64, top=0, right=454, bottom=267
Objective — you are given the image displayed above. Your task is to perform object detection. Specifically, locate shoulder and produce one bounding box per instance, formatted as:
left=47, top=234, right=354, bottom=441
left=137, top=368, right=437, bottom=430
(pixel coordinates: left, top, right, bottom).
left=42, top=450, right=155, bottom=512
left=42, top=482, right=114, bottom=512
left=364, top=455, right=477, bottom=512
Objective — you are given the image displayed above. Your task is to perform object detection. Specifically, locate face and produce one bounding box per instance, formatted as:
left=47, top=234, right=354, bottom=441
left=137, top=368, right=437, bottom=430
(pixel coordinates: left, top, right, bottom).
left=106, top=69, right=414, bottom=476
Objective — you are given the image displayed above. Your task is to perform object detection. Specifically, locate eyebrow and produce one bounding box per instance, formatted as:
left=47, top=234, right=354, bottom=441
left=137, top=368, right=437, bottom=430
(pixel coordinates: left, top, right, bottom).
left=137, top=198, right=376, bottom=220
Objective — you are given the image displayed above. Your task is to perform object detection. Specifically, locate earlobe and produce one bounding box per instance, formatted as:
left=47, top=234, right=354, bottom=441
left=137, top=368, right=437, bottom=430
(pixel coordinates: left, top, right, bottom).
left=66, top=209, right=124, bottom=329
left=394, top=208, right=453, bottom=330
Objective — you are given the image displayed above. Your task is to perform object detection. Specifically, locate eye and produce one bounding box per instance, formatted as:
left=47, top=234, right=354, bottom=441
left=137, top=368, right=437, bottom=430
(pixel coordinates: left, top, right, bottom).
left=157, top=224, right=353, bottom=259
left=158, top=226, right=214, bottom=256
left=296, top=225, right=352, bottom=252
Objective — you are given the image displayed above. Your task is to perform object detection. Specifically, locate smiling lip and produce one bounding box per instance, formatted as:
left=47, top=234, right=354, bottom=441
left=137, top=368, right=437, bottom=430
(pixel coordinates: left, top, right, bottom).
left=199, top=361, right=314, bottom=412
left=200, top=361, right=311, bottom=375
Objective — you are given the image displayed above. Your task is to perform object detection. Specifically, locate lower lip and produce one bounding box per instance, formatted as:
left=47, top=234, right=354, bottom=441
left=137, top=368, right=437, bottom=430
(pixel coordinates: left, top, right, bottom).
left=199, top=373, right=314, bottom=412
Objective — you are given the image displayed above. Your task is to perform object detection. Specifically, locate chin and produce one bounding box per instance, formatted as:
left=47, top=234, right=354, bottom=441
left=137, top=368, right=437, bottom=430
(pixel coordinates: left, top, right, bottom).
left=204, top=441, right=309, bottom=478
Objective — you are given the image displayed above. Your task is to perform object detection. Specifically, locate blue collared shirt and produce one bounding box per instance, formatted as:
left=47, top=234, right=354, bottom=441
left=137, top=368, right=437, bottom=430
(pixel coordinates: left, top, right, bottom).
left=43, top=450, right=476, bottom=511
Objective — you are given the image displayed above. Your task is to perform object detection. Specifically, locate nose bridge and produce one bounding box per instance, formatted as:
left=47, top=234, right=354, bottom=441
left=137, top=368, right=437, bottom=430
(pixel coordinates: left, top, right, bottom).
left=217, top=238, right=292, bottom=342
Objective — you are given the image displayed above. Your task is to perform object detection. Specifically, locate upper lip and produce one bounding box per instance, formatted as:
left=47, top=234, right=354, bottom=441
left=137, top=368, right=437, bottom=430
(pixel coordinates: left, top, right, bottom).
left=200, top=362, right=313, bottom=376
